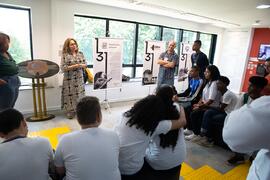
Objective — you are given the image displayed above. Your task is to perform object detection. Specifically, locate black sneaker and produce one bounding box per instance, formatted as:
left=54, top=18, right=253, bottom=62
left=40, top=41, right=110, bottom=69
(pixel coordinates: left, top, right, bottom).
left=227, top=154, right=245, bottom=165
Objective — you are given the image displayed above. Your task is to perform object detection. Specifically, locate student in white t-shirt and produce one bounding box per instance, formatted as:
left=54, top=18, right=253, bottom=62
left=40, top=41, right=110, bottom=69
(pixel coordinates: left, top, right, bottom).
left=196, top=76, right=238, bottom=147
left=226, top=76, right=268, bottom=165
left=145, top=85, right=187, bottom=180
left=223, top=96, right=270, bottom=180
left=186, top=65, right=221, bottom=141
left=0, top=108, right=54, bottom=180
left=114, top=95, right=186, bottom=180
left=54, top=96, right=121, bottom=180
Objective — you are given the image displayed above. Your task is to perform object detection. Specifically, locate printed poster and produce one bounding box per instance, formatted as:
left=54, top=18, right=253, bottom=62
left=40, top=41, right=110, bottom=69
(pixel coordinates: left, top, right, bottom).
left=93, top=38, right=123, bottom=90
left=178, top=42, right=194, bottom=81
left=142, top=40, right=166, bottom=85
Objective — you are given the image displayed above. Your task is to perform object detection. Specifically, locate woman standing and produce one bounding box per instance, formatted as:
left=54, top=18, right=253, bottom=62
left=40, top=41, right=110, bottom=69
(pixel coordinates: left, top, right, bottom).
left=61, top=38, right=86, bottom=119
left=0, top=33, right=21, bottom=111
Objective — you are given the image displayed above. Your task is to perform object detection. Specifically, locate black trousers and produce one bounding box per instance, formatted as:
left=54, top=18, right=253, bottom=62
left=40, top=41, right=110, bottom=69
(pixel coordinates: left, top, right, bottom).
left=142, top=161, right=181, bottom=180
left=190, top=109, right=206, bottom=135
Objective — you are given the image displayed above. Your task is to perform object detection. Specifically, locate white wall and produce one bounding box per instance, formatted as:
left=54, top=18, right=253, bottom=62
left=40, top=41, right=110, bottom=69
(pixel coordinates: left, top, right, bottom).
left=216, top=28, right=254, bottom=93
left=0, top=0, right=234, bottom=113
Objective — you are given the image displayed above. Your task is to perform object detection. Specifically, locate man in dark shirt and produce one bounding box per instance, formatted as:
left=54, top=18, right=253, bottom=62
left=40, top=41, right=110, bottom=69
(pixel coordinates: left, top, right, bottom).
left=191, top=40, right=209, bottom=79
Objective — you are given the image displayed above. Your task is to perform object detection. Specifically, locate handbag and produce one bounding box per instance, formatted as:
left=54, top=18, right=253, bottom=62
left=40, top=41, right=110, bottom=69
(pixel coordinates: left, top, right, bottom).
left=83, top=68, right=94, bottom=84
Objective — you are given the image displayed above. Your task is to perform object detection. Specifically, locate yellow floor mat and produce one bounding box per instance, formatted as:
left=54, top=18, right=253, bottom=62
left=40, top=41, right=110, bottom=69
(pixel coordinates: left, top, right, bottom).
left=28, top=126, right=71, bottom=149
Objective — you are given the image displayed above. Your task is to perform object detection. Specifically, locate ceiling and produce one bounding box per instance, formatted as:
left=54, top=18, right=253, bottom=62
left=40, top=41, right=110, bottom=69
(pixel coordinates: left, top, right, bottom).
left=79, top=0, right=270, bottom=28
left=139, top=0, right=270, bottom=28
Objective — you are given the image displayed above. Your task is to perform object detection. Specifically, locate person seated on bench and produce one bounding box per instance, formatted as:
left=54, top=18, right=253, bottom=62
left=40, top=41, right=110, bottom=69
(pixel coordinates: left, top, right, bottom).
left=196, top=76, right=238, bottom=147
left=173, top=66, right=203, bottom=136
left=185, top=65, right=221, bottom=141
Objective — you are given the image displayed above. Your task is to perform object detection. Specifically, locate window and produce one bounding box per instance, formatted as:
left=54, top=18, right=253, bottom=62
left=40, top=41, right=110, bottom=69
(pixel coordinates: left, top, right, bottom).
left=136, top=24, right=160, bottom=77
left=0, top=5, right=33, bottom=85
left=109, top=20, right=136, bottom=65
left=199, top=33, right=212, bottom=58
left=182, top=30, right=197, bottom=43
left=74, top=16, right=106, bottom=65
left=162, top=28, right=180, bottom=54
left=74, top=15, right=217, bottom=78
left=137, top=24, right=160, bottom=65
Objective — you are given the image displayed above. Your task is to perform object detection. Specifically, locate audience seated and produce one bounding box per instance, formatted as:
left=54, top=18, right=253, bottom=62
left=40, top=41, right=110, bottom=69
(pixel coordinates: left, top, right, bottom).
left=0, top=108, right=54, bottom=180
left=54, top=96, right=121, bottom=180
left=145, top=85, right=186, bottom=180
left=226, top=76, right=268, bottom=165
left=185, top=65, right=221, bottom=141
left=174, top=66, right=204, bottom=136
left=262, top=57, right=270, bottom=95
left=223, top=96, right=270, bottom=180
left=196, top=76, right=238, bottom=147
left=114, top=95, right=185, bottom=180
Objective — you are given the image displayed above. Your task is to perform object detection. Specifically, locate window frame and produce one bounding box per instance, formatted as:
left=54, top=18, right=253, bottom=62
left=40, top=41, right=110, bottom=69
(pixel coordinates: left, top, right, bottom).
left=74, top=14, right=217, bottom=78
left=0, top=4, right=34, bottom=86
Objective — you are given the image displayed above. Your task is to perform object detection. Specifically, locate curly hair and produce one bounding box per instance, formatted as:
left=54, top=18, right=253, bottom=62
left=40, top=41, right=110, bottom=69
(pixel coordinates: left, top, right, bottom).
left=62, top=38, right=79, bottom=55
left=124, top=95, right=165, bottom=136
left=156, top=85, right=180, bottom=149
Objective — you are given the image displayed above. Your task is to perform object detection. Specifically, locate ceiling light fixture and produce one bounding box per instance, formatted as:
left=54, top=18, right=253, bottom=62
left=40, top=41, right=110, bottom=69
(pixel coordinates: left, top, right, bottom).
left=78, top=0, right=240, bottom=28
left=256, top=0, right=270, bottom=9
left=256, top=4, right=270, bottom=9
left=252, top=20, right=261, bottom=26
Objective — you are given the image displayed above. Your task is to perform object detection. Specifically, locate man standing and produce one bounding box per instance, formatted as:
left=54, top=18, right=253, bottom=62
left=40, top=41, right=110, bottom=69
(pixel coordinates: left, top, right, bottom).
left=157, top=40, right=179, bottom=87
left=191, top=40, right=209, bottom=79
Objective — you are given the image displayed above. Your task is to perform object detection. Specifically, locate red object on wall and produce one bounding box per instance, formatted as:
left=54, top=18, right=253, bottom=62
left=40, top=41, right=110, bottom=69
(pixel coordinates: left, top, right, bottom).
left=242, top=28, right=270, bottom=92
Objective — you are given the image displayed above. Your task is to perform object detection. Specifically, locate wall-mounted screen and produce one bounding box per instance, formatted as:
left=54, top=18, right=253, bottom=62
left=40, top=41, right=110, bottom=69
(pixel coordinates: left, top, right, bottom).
left=258, top=44, right=270, bottom=60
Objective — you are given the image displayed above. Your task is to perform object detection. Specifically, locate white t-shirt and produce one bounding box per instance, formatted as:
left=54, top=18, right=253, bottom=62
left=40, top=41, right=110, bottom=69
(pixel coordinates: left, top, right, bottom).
left=0, top=137, right=53, bottom=180
left=221, top=90, right=238, bottom=114
left=145, top=128, right=186, bottom=170
left=202, top=81, right=221, bottom=107
left=54, top=128, right=121, bottom=180
left=223, top=96, right=270, bottom=180
left=114, top=115, right=172, bottom=175
left=234, top=93, right=253, bottom=110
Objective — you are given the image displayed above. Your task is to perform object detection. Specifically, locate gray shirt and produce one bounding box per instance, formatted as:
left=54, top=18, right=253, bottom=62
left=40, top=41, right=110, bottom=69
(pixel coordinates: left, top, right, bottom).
left=158, top=50, right=179, bottom=85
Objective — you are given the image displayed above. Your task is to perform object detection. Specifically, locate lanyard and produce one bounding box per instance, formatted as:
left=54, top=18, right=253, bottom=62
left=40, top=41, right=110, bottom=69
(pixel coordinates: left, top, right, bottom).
left=1, top=135, right=26, bottom=144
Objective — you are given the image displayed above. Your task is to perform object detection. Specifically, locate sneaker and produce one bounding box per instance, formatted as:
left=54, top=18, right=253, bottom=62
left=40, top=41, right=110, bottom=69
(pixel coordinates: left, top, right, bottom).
left=191, top=135, right=203, bottom=143
left=66, top=112, right=75, bottom=119
left=185, top=133, right=196, bottom=141
left=197, top=137, right=214, bottom=147
left=227, top=154, right=245, bottom=165
left=184, top=129, right=193, bottom=136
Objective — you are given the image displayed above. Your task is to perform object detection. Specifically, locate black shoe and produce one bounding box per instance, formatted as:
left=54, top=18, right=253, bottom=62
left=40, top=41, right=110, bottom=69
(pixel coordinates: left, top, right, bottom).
left=227, top=154, right=245, bottom=165
left=249, top=156, right=254, bottom=163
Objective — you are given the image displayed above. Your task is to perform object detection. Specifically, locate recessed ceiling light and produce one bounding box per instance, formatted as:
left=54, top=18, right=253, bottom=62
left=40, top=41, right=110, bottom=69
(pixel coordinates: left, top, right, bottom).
left=253, top=20, right=261, bottom=26
left=256, top=4, right=270, bottom=9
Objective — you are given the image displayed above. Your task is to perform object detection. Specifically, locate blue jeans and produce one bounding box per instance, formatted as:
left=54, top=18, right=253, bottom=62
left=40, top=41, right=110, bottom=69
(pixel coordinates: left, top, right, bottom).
left=201, top=108, right=227, bottom=135
left=0, top=75, right=20, bottom=111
